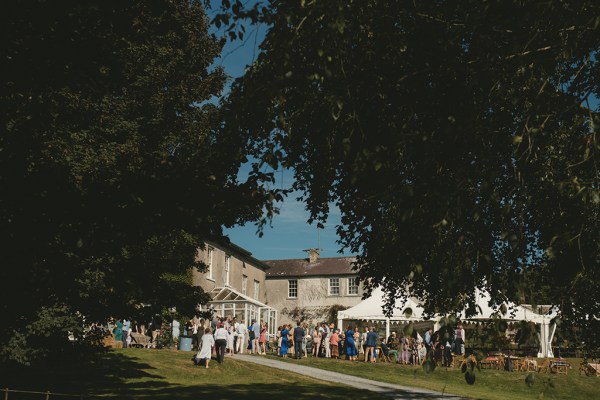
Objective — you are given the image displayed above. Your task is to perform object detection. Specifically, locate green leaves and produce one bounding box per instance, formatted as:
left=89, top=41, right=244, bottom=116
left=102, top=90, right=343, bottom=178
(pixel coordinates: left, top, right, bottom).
left=1, top=0, right=277, bottom=365
left=218, top=0, right=600, bottom=357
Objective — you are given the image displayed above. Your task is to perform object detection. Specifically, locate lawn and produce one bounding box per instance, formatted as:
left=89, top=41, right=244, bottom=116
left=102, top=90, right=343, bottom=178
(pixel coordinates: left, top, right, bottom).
left=0, top=349, right=388, bottom=400
left=2, top=350, right=597, bottom=400
left=268, top=354, right=599, bottom=400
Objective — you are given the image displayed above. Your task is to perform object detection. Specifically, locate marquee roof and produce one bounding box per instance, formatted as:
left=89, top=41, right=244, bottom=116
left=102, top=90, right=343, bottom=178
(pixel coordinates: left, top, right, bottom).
left=337, top=287, right=426, bottom=321
left=338, top=287, right=555, bottom=324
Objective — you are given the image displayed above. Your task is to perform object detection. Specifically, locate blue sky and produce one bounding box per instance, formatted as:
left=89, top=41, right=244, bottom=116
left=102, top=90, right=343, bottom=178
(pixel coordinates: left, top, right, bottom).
left=212, top=22, right=346, bottom=261
left=224, top=184, right=345, bottom=261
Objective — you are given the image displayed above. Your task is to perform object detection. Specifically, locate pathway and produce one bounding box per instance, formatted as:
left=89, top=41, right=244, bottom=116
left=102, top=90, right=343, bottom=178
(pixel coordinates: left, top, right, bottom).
left=234, top=354, right=466, bottom=400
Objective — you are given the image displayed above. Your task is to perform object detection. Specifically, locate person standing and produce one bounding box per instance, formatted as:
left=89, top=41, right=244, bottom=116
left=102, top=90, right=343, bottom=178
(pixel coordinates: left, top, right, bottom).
left=293, top=321, right=305, bottom=359
left=251, top=319, right=261, bottom=354
left=302, top=322, right=310, bottom=358
left=214, top=323, right=228, bottom=364
left=400, top=334, right=411, bottom=364
left=329, top=329, right=339, bottom=359
left=235, top=320, right=247, bottom=354
left=353, top=327, right=361, bottom=355
left=279, top=324, right=290, bottom=357
left=172, top=319, right=180, bottom=341
left=364, top=327, right=377, bottom=363
left=361, top=326, right=369, bottom=354
left=345, top=325, right=358, bottom=361
left=424, top=327, right=433, bottom=359
left=122, top=318, right=131, bottom=348
left=259, top=322, right=268, bottom=355
left=226, top=325, right=235, bottom=356
left=454, top=322, right=465, bottom=355
left=444, top=338, right=453, bottom=367
left=195, top=328, right=215, bottom=369
left=232, top=318, right=239, bottom=352
left=150, top=314, right=162, bottom=347
left=113, top=319, right=123, bottom=344
left=190, top=316, right=200, bottom=350
left=324, top=323, right=332, bottom=358
left=312, top=328, right=321, bottom=357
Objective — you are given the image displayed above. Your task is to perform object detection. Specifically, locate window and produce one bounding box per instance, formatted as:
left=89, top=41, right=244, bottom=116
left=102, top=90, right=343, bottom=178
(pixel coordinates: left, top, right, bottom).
left=254, top=280, right=259, bottom=299
left=207, top=247, right=214, bottom=280
left=242, top=275, right=248, bottom=295
left=225, top=255, right=231, bottom=286
left=288, top=280, right=298, bottom=298
left=329, top=278, right=340, bottom=296
left=347, top=277, right=359, bottom=295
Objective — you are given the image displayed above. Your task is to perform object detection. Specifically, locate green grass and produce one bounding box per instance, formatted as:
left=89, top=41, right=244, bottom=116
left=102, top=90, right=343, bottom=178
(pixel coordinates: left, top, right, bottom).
left=0, top=349, right=388, bottom=400
left=268, top=355, right=599, bottom=400
left=2, top=350, right=598, bottom=400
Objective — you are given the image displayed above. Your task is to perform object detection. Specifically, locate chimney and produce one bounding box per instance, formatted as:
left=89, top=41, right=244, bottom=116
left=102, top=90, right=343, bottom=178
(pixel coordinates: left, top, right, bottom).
left=305, top=248, right=320, bottom=263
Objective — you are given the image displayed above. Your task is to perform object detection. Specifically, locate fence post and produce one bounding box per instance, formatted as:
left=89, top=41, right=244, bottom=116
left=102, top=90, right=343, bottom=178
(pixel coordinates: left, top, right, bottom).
left=45, top=391, right=50, bottom=400
left=4, top=388, right=8, bottom=400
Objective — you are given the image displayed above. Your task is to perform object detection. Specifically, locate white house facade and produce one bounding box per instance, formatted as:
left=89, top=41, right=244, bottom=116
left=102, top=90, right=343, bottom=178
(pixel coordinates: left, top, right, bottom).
left=263, top=249, right=364, bottom=326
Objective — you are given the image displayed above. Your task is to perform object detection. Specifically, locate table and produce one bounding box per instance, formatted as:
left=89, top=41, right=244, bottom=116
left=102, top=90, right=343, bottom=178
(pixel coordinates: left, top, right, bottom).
left=580, top=362, right=599, bottom=376
left=130, top=332, right=151, bottom=348
left=480, top=357, right=500, bottom=369
left=550, top=359, right=570, bottom=374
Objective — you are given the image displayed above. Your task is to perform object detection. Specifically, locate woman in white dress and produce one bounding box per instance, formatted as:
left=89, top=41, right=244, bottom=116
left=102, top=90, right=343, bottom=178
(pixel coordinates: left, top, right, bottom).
left=195, top=328, right=214, bottom=368
left=226, top=325, right=235, bottom=355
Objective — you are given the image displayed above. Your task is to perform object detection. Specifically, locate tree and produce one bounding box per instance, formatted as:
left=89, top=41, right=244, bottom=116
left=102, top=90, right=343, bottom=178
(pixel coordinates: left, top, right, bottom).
left=216, top=1, right=600, bottom=355
left=0, top=0, right=279, bottom=365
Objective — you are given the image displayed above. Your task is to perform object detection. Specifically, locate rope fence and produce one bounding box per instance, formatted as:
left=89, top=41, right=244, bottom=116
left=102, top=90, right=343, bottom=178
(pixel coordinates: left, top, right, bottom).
left=1, top=388, right=101, bottom=400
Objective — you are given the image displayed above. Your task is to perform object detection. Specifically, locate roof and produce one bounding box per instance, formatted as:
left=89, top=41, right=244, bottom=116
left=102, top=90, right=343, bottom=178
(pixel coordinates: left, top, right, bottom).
left=263, top=256, right=357, bottom=278
left=338, top=287, right=555, bottom=324
left=208, top=287, right=274, bottom=309
left=205, top=239, right=270, bottom=271
left=338, top=287, right=426, bottom=321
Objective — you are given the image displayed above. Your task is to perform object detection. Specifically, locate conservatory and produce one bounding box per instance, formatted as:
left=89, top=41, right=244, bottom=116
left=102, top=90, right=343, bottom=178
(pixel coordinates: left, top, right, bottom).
left=200, top=286, right=278, bottom=337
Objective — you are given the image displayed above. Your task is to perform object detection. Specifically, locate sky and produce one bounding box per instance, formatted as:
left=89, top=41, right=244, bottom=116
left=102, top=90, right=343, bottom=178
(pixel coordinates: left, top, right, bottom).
left=211, top=20, right=347, bottom=262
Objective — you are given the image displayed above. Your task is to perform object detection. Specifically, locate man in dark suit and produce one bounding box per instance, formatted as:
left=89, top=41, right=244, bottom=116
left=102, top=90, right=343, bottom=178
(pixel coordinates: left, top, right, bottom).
left=293, top=321, right=305, bottom=359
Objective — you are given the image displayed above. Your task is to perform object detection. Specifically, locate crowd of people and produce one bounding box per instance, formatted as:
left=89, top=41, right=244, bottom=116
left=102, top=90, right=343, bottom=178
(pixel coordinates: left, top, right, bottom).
left=190, top=316, right=468, bottom=369
left=269, top=320, right=466, bottom=367
left=192, top=315, right=269, bottom=368
left=103, top=314, right=467, bottom=370
left=102, top=314, right=168, bottom=349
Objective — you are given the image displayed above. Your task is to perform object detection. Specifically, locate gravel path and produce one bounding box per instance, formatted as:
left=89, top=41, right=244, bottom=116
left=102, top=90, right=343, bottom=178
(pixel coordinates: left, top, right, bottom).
left=234, top=354, right=466, bottom=400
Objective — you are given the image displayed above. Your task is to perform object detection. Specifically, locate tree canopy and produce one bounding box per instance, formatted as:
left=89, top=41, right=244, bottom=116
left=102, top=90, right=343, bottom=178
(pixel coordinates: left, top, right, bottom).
left=1, top=0, right=279, bottom=364
left=217, top=1, right=600, bottom=353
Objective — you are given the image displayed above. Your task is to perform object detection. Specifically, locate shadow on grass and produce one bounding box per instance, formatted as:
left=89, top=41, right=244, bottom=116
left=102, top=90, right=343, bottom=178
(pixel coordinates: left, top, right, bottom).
left=94, top=383, right=446, bottom=400
left=0, top=349, right=443, bottom=400
left=0, top=349, right=165, bottom=398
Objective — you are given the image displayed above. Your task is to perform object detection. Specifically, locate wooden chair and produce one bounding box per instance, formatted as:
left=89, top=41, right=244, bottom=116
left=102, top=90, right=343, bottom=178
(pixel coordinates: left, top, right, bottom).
left=376, top=347, right=388, bottom=362
left=102, top=335, right=115, bottom=348
left=512, top=357, right=525, bottom=372
left=525, top=358, right=538, bottom=372
left=377, top=347, right=392, bottom=363
left=451, top=354, right=464, bottom=368
left=496, top=355, right=506, bottom=370
left=579, top=361, right=588, bottom=376
left=538, top=359, right=550, bottom=373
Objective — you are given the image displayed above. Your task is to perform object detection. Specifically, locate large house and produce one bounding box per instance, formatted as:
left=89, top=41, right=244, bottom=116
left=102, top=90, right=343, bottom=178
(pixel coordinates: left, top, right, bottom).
left=192, top=244, right=364, bottom=332
left=263, top=249, right=364, bottom=326
left=192, top=240, right=277, bottom=335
